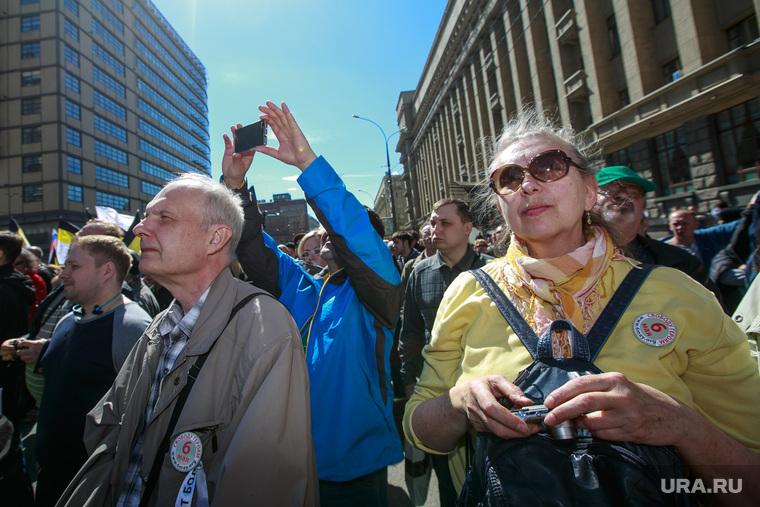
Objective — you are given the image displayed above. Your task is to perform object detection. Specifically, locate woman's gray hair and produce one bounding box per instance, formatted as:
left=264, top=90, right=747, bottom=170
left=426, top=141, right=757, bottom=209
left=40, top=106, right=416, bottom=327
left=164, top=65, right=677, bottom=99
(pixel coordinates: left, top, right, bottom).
left=158, top=173, right=244, bottom=261
left=473, top=106, right=616, bottom=243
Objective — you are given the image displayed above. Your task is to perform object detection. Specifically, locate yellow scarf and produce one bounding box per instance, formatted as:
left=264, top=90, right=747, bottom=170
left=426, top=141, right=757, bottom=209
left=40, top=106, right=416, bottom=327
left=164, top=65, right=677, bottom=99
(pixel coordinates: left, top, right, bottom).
left=499, top=227, right=624, bottom=356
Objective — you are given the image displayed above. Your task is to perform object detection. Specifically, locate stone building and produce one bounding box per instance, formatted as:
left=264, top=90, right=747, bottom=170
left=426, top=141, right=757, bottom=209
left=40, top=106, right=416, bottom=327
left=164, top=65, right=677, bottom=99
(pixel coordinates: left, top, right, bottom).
left=396, top=0, right=760, bottom=234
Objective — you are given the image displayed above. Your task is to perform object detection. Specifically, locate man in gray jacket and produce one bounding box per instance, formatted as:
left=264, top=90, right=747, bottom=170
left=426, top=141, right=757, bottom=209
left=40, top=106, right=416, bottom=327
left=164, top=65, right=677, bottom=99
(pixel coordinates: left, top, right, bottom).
left=59, top=174, right=317, bottom=506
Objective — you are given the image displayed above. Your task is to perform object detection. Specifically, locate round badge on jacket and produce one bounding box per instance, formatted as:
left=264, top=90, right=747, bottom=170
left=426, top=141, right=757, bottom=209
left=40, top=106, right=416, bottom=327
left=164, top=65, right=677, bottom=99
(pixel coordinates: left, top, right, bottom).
left=633, top=313, right=677, bottom=346
left=170, top=432, right=203, bottom=473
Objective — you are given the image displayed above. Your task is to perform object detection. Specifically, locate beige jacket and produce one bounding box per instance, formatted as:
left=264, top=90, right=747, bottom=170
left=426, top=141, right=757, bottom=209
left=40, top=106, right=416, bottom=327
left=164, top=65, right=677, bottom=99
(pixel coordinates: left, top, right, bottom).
left=58, top=269, right=318, bottom=506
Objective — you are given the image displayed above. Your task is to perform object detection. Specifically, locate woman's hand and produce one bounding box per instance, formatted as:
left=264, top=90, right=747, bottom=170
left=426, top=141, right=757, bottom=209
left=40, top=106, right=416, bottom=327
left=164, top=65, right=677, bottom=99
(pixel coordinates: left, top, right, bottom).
left=254, top=101, right=317, bottom=172
left=543, top=372, right=689, bottom=447
left=221, top=124, right=256, bottom=189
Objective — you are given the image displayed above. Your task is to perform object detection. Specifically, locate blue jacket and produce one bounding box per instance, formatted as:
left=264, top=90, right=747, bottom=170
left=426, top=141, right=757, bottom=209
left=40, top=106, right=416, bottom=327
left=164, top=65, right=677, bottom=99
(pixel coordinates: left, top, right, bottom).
left=236, top=156, right=404, bottom=481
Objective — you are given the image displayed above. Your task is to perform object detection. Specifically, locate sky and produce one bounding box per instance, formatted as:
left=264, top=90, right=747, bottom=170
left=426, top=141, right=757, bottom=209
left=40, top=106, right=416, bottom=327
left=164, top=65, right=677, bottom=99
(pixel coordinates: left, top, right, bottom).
left=149, top=0, right=448, bottom=210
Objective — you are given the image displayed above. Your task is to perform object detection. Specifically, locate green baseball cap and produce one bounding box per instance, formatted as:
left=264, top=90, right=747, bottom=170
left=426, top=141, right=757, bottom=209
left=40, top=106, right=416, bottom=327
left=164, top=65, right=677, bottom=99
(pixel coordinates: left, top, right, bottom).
left=595, top=166, right=657, bottom=193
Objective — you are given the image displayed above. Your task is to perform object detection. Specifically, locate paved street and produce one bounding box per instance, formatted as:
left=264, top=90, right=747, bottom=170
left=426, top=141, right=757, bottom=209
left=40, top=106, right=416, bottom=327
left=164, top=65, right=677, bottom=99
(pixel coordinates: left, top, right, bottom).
left=388, top=456, right=441, bottom=507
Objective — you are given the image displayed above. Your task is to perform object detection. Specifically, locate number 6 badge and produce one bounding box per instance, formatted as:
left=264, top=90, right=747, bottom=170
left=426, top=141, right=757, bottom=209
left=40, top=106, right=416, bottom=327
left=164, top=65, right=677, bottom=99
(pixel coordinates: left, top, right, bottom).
left=170, top=432, right=203, bottom=473
left=633, top=313, right=677, bottom=347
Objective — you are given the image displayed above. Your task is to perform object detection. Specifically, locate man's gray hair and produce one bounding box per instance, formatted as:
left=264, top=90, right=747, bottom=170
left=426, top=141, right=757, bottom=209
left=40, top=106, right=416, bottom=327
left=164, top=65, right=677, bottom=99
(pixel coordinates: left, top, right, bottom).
left=158, top=173, right=244, bottom=260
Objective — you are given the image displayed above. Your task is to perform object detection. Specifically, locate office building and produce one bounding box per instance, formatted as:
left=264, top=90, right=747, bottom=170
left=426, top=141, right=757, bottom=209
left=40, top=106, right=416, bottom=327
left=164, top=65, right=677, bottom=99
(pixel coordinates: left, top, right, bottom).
left=258, top=193, right=317, bottom=246
left=0, top=0, right=210, bottom=246
left=396, top=0, right=760, bottom=233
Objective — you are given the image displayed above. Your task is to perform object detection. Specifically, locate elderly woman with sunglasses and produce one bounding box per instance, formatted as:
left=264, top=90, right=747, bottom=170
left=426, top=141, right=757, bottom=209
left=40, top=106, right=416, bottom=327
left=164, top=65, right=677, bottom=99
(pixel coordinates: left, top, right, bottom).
left=403, top=109, right=760, bottom=501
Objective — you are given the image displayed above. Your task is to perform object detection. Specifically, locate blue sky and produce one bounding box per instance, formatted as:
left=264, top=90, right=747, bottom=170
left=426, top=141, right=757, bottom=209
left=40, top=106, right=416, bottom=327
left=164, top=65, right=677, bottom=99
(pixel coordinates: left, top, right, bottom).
left=150, top=0, right=448, bottom=210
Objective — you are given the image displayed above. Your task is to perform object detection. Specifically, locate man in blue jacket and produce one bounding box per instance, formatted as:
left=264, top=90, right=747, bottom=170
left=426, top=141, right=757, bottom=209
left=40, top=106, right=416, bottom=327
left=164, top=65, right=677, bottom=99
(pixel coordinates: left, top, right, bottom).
left=222, top=101, right=404, bottom=507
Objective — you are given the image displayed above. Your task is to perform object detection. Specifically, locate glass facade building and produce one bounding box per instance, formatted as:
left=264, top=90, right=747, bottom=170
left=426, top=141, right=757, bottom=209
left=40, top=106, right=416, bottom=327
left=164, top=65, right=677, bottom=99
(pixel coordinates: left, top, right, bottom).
left=0, top=0, right=210, bottom=246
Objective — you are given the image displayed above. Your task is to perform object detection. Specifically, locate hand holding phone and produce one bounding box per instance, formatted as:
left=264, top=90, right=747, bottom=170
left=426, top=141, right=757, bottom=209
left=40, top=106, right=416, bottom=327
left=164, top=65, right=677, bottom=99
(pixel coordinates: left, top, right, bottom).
left=234, top=120, right=267, bottom=153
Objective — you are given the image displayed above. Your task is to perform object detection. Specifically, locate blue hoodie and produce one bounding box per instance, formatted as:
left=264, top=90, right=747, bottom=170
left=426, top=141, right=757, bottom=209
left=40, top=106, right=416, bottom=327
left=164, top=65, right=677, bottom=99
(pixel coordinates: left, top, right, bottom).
left=235, top=156, right=404, bottom=481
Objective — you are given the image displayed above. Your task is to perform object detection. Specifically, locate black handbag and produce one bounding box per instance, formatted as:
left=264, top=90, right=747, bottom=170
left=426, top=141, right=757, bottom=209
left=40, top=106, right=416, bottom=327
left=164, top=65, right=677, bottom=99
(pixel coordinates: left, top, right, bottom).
left=459, top=266, right=694, bottom=507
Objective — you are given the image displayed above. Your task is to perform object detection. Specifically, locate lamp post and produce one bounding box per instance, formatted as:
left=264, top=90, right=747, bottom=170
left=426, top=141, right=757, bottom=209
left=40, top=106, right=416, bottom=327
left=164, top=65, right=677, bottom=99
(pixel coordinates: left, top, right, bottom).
left=352, top=114, right=401, bottom=234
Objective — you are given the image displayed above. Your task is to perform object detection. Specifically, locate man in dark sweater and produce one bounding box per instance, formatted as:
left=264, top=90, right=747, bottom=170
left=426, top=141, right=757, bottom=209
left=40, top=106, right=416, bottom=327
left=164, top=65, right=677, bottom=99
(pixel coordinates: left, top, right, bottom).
left=34, top=235, right=151, bottom=507
left=594, top=166, right=721, bottom=302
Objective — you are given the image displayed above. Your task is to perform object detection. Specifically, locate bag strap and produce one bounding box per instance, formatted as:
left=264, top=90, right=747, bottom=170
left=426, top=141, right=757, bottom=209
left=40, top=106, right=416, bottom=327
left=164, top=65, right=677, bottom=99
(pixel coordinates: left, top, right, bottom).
left=470, top=264, right=656, bottom=361
left=584, top=264, right=654, bottom=361
left=470, top=268, right=540, bottom=359
left=138, top=292, right=267, bottom=507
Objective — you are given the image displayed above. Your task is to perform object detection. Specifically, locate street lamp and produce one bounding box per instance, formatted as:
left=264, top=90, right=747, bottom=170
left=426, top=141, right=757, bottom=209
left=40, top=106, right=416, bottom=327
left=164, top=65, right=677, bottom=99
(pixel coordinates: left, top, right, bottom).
left=352, top=114, right=402, bottom=234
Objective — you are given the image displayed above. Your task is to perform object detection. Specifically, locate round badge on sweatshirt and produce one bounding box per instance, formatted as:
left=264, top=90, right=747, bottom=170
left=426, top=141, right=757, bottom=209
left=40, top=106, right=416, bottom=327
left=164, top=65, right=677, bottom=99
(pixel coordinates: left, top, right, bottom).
left=633, top=313, right=676, bottom=346
left=170, top=432, right=202, bottom=473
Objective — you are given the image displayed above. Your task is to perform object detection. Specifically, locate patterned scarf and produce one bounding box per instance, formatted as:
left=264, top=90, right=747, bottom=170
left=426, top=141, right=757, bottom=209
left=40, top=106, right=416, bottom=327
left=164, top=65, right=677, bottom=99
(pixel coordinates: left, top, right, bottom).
left=499, top=227, right=625, bottom=356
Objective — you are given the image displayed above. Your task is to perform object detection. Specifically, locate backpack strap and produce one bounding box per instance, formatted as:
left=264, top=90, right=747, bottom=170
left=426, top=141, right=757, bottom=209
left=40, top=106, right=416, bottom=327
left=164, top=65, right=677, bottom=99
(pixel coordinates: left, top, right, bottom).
left=138, top=291, right=268, bottom=507
left=584, top=264, right=655, bottom=361
left=470, top=268, right=540, bottom=360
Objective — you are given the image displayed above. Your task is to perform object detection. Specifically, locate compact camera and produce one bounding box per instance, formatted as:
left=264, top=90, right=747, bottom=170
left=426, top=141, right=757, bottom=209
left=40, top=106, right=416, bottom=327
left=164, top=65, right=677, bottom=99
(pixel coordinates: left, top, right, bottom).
left=510, top=404, right=575, bottom=440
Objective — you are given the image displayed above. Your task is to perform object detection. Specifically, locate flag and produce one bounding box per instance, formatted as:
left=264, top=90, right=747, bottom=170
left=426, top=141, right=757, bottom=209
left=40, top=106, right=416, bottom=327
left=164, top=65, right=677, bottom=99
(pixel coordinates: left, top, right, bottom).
left=96, top=206, right=135, bottom=233
left=9, top=217, right=30, bottom=247
left=48, top=228, right=57, bottom=264
left=121, top=212, right=141, bottom=253
left=53, top=220, right=80, bottom=265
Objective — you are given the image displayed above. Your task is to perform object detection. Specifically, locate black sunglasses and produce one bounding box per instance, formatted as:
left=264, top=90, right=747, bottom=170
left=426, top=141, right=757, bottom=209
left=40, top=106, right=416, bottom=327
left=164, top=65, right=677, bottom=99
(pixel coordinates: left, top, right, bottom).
left=489, top=150, right=581, bottom=196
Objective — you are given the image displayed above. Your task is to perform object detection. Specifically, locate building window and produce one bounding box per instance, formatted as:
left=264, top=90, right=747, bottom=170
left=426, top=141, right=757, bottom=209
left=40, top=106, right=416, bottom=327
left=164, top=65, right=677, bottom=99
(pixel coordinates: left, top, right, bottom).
left=65, top=45, right=79, bottom=67
left=727, top=16, right=759, bottom=50
left=23, top=185, right=43, bottom=203
left=21, top=42, right=41, bottom=59
left=94, top=115, right=127, bottom=142
left=22, top=97, right=41, bottom=115
left=606, top=147, right=635, bottom=169
left=91, top=18, right=124, bottom=55
left=141, top=181, right=162, bottom=196
left=21, top=15, right=40, bottom=32
left=65, top=0, right=78, bottom=15
left=652, top=0, right=671, bottom=25
left=96, top=166, right=128, bottom=187
left=21, top=69, right=41, bottom=86
left=66, top=127, right=81, bottom=147
left=64, top=18, right=79, bottom=41
left=67, top=155, right=82, bottom=174
left=105, top=0, right=123, bottom=13
left=93, top=90, right=126, bottom=119
left=22, top=155, right=42, bottom=173
left=607, top=15, right=620, bottom=57
left=663, top=58, right=681, bottom=83
left=96, top=191, right=128, bottom=210
left=65, top=72, right=80, bottom=93
left=91, top=0, right=124, bottom=34
left=654, top=128, right=693, bottom=195
left=716, top=97, right=760, bottom=184
left=93, top=66, right=125, bottom=97
left=65, top=99, right=80, bottom=120
left=68, top=185, right=83, bottom=202
left=619, top=89, right=630, bottom=108
left=140, top=159, right=176, bottom=181
left=22, top=0, right=40, bottom=4
left=95, top=140, right=128, bottom=164
left=92, top=42, right=125, bottom=76
left=22, top=126, right=41, bottom=144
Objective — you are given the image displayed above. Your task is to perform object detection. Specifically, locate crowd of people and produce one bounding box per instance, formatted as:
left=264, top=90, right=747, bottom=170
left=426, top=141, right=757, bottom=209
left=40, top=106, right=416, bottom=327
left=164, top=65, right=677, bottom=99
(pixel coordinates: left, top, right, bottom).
left=0, top=102, right=759, bottom=506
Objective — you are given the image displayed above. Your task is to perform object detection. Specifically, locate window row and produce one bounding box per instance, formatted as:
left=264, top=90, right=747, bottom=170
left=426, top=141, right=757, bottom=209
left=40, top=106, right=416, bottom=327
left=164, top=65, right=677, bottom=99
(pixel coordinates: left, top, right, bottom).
left=21, top=15, right=40, bottom=32
left=93, top=90, right=126, bottom=120
left=22, top=97, right=41, bottom=115
left=22, top=69, right=41, bottom=86
left=91, top=0, right=123, bottom=34
left=95, top=140, right=127, bottom=164
left=65, top=72, right=80, bottom=93
left=92, top=17, right=124, bottom=55
left=93, top=42, right=125, bottom=76
left=64, top=18, right=79, bottom=41
left=139, top=139, right=204, bottom=175
left=95, top=165, right=128, bottom=187
left=94, top=114, right=127, bottom=142
left=66, top=99, right=80, bottom=120
left=138, top=119, right=210, bottom=171
left=134, top=19, right=207, bottom=106
left=136, top=66, right=207, bottom=128
left=140, top=159, right=176, bottom=181
left=134, top=3, right=207, bottom=91
left=137, top=98, right=208, bottom=150
left=93, top=66, right=125, bottom=97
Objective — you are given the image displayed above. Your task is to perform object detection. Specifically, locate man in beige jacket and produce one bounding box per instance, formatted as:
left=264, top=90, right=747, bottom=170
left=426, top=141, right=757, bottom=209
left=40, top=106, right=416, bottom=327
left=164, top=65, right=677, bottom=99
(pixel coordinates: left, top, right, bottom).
left=59, top=173, right=318, bottom=506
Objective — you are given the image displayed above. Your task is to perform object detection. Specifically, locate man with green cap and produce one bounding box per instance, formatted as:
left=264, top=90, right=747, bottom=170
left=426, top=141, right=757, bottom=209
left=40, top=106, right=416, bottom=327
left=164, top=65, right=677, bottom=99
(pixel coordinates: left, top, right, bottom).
left=595, top=166, right=721, bottom=301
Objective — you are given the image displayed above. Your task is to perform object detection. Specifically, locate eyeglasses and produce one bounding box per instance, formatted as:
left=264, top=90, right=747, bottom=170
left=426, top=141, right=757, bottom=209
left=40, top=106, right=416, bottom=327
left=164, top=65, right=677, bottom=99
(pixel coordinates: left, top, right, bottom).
left=598, top=184, right=644, bottom=200
left=300, top=248, right=321, bottom=259
left=489, top=150, right=580, bottom=196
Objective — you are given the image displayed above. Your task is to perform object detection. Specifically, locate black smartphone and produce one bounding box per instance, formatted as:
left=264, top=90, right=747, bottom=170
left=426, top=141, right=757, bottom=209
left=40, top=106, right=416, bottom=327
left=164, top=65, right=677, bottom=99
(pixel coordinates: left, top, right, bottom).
left=234, top=120, right=267, bottom=153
